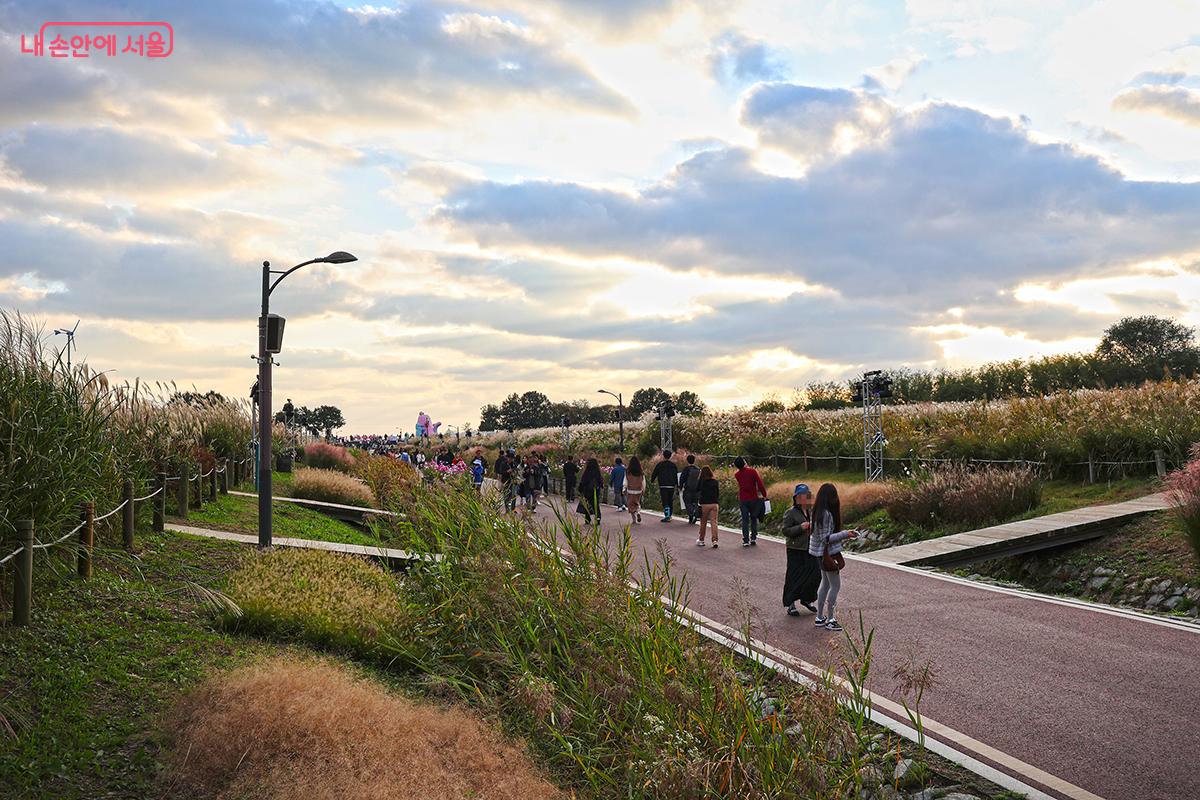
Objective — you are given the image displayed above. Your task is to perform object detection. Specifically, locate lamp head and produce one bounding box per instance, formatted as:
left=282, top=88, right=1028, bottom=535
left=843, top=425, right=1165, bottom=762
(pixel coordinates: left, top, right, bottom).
left=323, top=251, right=357, bottom=264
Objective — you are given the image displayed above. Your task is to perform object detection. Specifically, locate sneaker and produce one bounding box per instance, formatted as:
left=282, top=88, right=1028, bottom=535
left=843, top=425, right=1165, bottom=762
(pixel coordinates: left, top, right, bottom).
left=750, top=539, right=757, bottom=546
left=786, top=604, right=800, bottom=617
left=695, top=539, right=705, bottom=547
left=824, top=619, right=843, bottom=632
left=636, top=512, right=642, bottom=523
left=801, top=601, right=818, bottom=614
left=660, top=517, right=670, bottom=523
left=814, top=616, right=827, bottom=627
left=711, top=542, right=718, bottom=549
left=742, top=541, right=750, bottom=548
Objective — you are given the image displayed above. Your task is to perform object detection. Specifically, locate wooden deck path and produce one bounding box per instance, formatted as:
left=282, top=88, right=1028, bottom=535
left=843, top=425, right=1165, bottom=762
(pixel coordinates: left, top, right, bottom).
left=862, top=492, right=1172, bottom=567
left=166, top=523, right=436, bottom=565
left=228, top=490, right=398, bottom=523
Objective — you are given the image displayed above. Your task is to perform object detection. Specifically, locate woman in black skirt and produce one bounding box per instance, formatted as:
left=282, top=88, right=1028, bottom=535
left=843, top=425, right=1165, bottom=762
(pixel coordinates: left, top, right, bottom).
left=781, top=483, right=820, bottom=615
left=576, top=458, right=603, bottom=524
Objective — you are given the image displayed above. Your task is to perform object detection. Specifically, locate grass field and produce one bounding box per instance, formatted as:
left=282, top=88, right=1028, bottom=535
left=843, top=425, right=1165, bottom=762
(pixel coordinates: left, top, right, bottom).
left=171, top=492, right=382, bottom=547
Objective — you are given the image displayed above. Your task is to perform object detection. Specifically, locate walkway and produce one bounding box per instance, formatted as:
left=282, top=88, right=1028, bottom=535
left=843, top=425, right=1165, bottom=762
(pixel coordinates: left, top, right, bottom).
left=865, top=492, right=1172, bottom=567
left=527, top=498, right=1200, bottom=800
left=165, top=523, right=434, bottom=565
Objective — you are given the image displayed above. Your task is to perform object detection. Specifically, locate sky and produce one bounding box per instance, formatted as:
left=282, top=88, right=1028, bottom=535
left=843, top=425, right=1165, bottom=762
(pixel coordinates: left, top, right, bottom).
left=3, top=0, right=1200, bottom=433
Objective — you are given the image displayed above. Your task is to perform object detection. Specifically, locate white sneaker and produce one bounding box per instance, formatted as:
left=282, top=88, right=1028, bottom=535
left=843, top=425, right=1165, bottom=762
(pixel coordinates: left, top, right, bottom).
left=695, top=538, right=705, bottom=547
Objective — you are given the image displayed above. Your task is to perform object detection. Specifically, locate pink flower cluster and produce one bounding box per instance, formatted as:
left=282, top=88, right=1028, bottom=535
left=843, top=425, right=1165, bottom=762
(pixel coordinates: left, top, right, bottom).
left=430, top=461, right=468, bottom=475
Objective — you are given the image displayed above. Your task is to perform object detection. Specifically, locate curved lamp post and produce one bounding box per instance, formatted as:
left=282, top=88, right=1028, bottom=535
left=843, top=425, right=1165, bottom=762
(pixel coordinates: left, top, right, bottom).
left=257, top=251, right=356, bottom=548
left=597, top=388, right=624, bottom=453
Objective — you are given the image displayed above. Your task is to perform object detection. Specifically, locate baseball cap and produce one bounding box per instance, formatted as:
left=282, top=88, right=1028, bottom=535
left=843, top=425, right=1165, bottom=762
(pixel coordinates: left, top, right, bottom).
left=793, top=483, right=811, bottom=496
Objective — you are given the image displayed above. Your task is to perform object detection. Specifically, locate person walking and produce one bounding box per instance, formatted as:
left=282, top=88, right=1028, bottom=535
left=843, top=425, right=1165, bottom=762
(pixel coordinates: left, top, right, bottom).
left=808, top=483, right=859, bottom=632
left=471, top=456, right=485, bottom=493
left=625, top=456, right=645, bottom=524
left=610, top=457, right=627, bottom=511
left=650, top=449, right=679, bottom=523
left=522, top=453, right=542, bottom=510
left=733, top=456, right=767, bottom=547
left=562, top=457, right=579, bottom=502
left=678, top=454, right=702, bottom=525
left=537, top=453, right=551, bottom=497
left=496, top=449, right=517, bottom=512
left=781, top=484, right=820, bottom=616
left=576, top=458, right=603, bottom=524
left=696, top=466, right=720, bottom=548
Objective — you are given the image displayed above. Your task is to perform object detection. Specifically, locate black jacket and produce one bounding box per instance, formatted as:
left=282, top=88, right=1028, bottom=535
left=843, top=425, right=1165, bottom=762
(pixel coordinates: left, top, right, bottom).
left=698, top=477, right=720, bottom=505
left=562, top=461, right=579, bottom=484
left=679, top=465, right=701, bottom=498
left=651, top=459, right=678, bottom=488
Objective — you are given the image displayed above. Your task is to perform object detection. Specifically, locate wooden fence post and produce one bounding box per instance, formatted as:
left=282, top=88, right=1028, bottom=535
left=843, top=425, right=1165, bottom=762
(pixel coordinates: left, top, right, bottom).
left=77, top=501, right=94, bottom=579
left=122, top=479, right=135, bottom=551
left=191, top=464, right=202, bottom=510
left=220, top=458, right=229, bottom=495
left=834, top=454, right=840, bottom=472
left=803, top=451, right=809, bottom=473
left=208, top=467, right=217, bottom=501
left=177, top=463, right=189, bottom=519
left=154, top=472, right=166, bottom=532
left=13, top=519, right=34, bottom=627
left=1155, top=450, right=1166, bottom=478
left=1087, top=453, right=1096, bottom=485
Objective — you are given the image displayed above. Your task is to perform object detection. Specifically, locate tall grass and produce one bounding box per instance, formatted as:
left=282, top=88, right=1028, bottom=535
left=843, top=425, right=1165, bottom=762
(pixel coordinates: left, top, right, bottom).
left=291, top=468, right=375, bottom=508
left=885, top=465, right=1042, bottom=528
left=303, top=441, right=355, bottom=472
left=364, top=482, right=901, bottom=798
left=1165, top=443, right=1200, bottom=564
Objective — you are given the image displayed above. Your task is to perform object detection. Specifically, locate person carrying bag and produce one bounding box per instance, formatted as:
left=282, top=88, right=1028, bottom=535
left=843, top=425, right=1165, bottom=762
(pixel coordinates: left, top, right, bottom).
left=806, top=483, right=858, bottom=632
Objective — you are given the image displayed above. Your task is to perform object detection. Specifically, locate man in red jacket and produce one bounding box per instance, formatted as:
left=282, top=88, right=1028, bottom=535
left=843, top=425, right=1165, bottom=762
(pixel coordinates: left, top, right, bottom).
left=733, top=456, right=767, bottom=546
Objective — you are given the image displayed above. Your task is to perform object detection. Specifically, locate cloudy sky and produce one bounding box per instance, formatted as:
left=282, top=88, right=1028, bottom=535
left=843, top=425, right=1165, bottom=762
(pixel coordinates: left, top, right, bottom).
left=3, top=0, right=1200, bottom=433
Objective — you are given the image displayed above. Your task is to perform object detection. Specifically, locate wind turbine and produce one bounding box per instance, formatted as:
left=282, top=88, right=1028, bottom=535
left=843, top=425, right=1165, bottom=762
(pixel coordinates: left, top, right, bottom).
left=53, top=320, right=80, bottom=370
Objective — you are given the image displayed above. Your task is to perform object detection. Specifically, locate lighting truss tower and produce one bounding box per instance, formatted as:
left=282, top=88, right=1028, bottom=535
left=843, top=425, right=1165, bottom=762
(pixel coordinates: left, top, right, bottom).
left=860, top=371, right=886, bottom=482
left=656, top=401, right=676, bottom=452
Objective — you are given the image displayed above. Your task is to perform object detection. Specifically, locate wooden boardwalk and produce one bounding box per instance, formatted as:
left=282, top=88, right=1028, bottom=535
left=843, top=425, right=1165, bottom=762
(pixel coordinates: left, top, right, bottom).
left=862, top=492, right=1172, bottom=567
left=228, top=490, right=398, bottom=523
left=166, top=523, right=436, bottom=565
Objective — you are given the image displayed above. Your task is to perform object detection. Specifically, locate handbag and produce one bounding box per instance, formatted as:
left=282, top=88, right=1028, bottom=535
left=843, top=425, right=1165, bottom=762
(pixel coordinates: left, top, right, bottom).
left=821, top=540, right=845, bottom=572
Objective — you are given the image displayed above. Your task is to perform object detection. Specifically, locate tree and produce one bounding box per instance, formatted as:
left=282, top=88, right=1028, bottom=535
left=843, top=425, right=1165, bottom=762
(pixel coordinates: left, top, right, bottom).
left=629, top=387, right=672, bottom=417
left=297, top=404, right=346, bottom=440
left=672, top=390, right=706, bottom=416
left=1096, top=315, right=1200, bottom=382
left=169, top=389, right=228, bottom=407
left=804, top=381, right=850, bottom=410
left=752, top=397, right=786, bottom=413
left=479, top=404, right=502, bottom=431
left=498, top=391, right=552, bottom=429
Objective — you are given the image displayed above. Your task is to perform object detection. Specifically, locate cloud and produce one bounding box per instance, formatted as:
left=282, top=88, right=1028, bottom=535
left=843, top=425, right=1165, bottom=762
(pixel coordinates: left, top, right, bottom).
left=740, top=83, right=893, bottom=158
left=708, top=30, right=786, bottom=85
left=0, top=0, right=633, bottom=136
left=861, top=53, right=926, bottom=93
left=1113, top=84, right=1200, bottom=128
left=435, top=88, right=1200, bottom=315
left=1, top=126, right=262, bottom=195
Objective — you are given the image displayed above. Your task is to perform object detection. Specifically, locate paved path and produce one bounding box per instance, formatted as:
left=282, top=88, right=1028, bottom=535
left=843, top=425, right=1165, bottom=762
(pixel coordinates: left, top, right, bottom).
left=865, top=492, right=1172, bottom=567
left=526, top=498, right=1200, bottom=800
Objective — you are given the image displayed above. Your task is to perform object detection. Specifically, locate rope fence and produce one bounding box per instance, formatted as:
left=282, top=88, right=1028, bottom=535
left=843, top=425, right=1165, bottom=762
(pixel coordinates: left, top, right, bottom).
left=3, top=452, right=248, bottom=626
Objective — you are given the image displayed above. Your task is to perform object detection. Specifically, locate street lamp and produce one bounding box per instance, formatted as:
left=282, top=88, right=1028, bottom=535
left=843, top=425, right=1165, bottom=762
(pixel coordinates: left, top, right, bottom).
left=597, top=388, right=624, bottom=453
left=53, top=320, right=80, bottom=370
left=256, top=250, right=356, bottom=548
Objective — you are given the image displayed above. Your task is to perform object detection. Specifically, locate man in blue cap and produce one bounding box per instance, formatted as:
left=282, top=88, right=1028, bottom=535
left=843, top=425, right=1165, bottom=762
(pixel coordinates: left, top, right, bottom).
left=781, top=483, right=821, bottom=616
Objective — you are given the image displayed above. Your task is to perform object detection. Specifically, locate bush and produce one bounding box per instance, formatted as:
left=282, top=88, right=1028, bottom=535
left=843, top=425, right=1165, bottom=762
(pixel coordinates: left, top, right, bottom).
left=886, top=465, right=1041, bottom=529
left=303, top=441, right=355, bottom=472
left=740, top=434, right=773, bottom=460
left=164, top=657, right=560, bottom=800
left=356, top=455, right=417, bottom=510
left=292, top=467, right=376, bottom=508
left=1165, top=443, right=1200, bottom=564
left=224, top=548, right=408, bottom=655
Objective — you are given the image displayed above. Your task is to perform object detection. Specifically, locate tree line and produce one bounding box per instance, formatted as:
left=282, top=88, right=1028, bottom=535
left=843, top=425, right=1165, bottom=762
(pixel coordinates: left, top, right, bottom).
left=752, top=315, right=1200, bottom=412
left=479, top=387, right=706, bottom=431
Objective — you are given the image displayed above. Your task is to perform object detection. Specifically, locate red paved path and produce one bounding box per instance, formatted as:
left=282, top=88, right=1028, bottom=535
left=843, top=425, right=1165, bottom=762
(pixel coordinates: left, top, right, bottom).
left=530, top=499, right=1200, bottom=800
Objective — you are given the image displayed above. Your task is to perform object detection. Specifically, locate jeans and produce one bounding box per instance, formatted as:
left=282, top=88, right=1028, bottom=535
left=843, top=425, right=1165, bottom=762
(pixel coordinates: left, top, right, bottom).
left=613, top=489, right=626, bottom=508
left=659, top=487, right=674, bottom=519
left=817, top=568, right=841, bottom=619
left=740, top=500, right=759, bottom=542
left=699, top=503, right=719, bottom=542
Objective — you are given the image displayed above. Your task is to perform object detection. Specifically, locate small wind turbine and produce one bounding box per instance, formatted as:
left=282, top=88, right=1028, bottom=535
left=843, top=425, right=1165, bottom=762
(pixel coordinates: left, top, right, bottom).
left=54, top=320, right=80, bottom=370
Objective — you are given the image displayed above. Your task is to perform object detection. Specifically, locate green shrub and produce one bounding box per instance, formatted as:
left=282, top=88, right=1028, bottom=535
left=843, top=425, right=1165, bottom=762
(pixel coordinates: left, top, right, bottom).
left=291, top=468, right=375, bottom=508
left=223, top=548, right=411, bottom=657
left=740, top=434, right=773, bottom=460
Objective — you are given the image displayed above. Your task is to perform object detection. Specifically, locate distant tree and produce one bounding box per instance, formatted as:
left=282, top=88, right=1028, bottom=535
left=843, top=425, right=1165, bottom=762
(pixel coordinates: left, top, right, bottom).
left=672, top=390, right=707, bottom=416
left=498, top=390, right=553, bottom=429
left=804, top=381, right=850, bottom=410
left=297, top=405, right=346, bottom=440
left=1096, top=315, right=1200, bottom=382
left=170, top=389, right=228, bottom=407
left=751, top=397, right=786, bottom=413
left=629, top=387, right=672, bottom=417
left=479, top=403, right=502, bottom=431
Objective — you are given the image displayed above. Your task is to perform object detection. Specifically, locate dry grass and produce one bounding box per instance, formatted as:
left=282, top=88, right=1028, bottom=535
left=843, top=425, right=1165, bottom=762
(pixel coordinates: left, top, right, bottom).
left=886, top=465, right=1041, bottom=528
left=763, top=480, right=891, bottom=523
left=291, top=467, right=375, bottom=508
left=356, top=455, right=417, bottom=510
left=162, top=656, right=562, bottom=800
left=224, top=548, right=407, bottom=655
left=302, top=441, right=356, bottom=472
